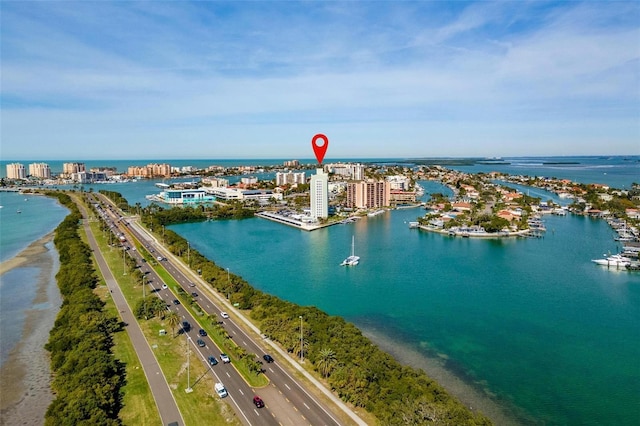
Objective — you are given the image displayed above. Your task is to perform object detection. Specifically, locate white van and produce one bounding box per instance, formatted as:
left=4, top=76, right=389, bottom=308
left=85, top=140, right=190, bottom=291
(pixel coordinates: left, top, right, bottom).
left=214, top=382, right=227, bottom=398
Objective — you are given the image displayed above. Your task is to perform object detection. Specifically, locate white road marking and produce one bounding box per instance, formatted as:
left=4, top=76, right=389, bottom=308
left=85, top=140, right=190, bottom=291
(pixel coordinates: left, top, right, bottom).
left=284, top=383, right=291, bottom=390
left=303, top=402, right=310, bottom=409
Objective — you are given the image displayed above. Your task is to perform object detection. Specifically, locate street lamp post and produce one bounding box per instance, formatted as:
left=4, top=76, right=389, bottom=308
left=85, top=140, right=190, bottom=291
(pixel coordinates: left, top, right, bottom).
left=187, top=241, right=190, bottom=266
left=185, top=335, right=193, bottom=393
left=226, top=268, right=230, bottom=299
left=162, top=225, right=165, bottom=245
left=142, top=275, right=146, bottom=319
left=299, top=315, right=304, bottom=363
left=122, top=247, right=127, bottom=276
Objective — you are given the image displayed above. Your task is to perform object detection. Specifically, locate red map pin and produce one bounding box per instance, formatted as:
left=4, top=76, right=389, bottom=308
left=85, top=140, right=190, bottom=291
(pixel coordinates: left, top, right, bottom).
left=311, top=134, right=329, bottom=164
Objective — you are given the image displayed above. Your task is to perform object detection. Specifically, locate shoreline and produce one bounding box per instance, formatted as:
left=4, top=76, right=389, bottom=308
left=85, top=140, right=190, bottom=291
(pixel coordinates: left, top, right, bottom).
left=360, top=326, right=527, bottom=425
left=0, top=233, right=55, bottom=276
left=0, top=235, right=61, bottom=426
left=418, top=224, right=532, bottom=238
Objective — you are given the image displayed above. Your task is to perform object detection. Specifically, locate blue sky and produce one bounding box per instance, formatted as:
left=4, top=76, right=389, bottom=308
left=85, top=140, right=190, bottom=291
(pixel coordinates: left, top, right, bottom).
left=1, top=1, right=638, bottom=160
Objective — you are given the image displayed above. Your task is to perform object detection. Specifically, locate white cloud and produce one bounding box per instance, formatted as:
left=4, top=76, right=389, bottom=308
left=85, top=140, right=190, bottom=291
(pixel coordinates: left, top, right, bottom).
left=1, top=1, right=638, bottom=159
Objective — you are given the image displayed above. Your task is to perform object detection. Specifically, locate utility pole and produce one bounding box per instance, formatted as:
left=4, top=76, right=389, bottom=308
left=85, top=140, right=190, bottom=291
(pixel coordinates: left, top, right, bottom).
left=185, top=335, right=193, bottom=393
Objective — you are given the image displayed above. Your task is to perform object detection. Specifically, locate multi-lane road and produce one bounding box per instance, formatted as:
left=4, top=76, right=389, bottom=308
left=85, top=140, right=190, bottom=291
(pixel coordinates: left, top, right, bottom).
left=91, top=194, right=355, bottom=426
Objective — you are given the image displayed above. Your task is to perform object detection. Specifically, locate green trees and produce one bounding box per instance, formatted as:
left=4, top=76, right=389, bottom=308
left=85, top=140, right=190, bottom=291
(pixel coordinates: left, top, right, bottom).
left=44, top=192, right=125, bottom=426
left=166, top=311, right=180, bottom=337
left=134, top=297, right=167, bottom=320
left=316, top=348, right=337, bottom=378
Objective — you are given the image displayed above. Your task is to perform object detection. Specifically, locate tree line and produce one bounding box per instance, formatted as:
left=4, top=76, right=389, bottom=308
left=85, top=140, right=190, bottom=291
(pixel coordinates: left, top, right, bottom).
left=44, top=192, right=125, bottom=425
left=100, top=191, right=491, bottom=424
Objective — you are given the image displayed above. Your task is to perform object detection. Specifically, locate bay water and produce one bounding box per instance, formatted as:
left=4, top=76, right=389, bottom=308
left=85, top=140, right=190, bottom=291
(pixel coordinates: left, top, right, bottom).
left=0, top=192, right=68, bottom=367
left=1, top=156, right=639, bottom=424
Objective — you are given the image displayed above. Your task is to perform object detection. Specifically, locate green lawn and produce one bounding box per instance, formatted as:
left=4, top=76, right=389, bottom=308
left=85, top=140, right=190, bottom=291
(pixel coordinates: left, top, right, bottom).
left=88, top=219, right=241, bottom=426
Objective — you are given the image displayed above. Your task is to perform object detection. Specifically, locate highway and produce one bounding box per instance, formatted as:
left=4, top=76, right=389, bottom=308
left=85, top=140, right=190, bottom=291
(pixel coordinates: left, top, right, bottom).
left=92, top=194, right=346, bottom=426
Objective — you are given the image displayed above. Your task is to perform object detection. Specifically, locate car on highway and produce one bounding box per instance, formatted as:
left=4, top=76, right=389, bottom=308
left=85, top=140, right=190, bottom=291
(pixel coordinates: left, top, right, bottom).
left=208, top=356, right=218, bottom=365
left=253, top=396, right=265, bottom=408
left=220, top=353, right=230, bottom=363
left=172, top=299, right=180, bottom=305
left=157, top=256, right=163, bottom=261
left=263, top=354, right=274, bottom=363
left=198, top=329, right=207, bottom=337
left=214, top=382, right=227, bottom=398
left=197, top=339, right=205, bottom=347
left=188, top=282, right=196, bottom=287
left=182, top=321, right=190, bottom=331
left=220, top=312, right=229, bottom=319
left=191, top=292, right=198, bottom=297
left=162, top=284, right=168, bottom=289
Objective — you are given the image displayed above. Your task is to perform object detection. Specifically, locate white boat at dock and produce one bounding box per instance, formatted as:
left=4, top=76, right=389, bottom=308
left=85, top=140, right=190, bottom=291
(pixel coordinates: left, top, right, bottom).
left=367, top=209, right=385, bottom=217
left=341, top=236, right=360, bottom=266
left=591, top=254, right=632, bottom=268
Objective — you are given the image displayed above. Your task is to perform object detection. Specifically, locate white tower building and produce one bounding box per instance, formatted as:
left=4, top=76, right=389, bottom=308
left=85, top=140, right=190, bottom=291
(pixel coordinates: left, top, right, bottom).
left=310, top=168, right=328, bottom=221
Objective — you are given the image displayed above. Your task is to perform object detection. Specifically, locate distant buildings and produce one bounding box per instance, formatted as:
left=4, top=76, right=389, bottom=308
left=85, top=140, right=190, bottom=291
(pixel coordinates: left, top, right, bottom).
left=325, top=163, right=365, bottom=180
left=63, top=162, right=86, bottom=176
left=29, top=162, right=51, bottom=179
left=283, top=160, right=300, bottom=167
left=240, top=176, right=258, bottom=186
left=276, top=171, right=306, bottom=186
left=6, top=163, right=26, bottom=180
left=310, top=168, right=329, bottom=220
left=346, top=180, right=390, bottom=209
left=127, top=163, right=171, bottom=178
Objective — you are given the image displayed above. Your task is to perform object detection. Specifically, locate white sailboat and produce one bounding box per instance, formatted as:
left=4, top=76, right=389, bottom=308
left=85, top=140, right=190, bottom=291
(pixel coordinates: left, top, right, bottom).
left=341, top=235, right=360, bottom=266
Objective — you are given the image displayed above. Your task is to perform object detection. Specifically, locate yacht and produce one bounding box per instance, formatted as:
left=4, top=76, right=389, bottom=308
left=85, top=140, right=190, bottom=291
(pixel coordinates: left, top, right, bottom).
left=591, top=254, right=632, bottom=268
left=341, top=236, right=360, bottom=266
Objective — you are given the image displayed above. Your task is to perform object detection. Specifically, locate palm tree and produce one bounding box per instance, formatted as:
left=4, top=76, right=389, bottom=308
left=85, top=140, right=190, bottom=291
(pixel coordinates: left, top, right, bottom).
left=315, top=348, right=337, bottom=378
left=166, top=311, right=180, bottom=337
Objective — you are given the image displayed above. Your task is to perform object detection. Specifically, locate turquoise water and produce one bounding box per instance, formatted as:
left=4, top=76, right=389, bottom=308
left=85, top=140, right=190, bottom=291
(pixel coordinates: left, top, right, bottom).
left=170, top=183, right=640, bottom=425
left=2, top=157, right=639, bottom=424
left=0, top=192, right=67, bottom=367
left=0, top=192, right=68, bottom=262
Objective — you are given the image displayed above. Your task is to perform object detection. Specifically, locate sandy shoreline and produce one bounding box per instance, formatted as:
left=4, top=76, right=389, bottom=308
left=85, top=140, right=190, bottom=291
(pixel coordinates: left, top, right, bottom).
left=0, top=234, right=61, bottom=426
left=0, top=233, right=54, bottom=276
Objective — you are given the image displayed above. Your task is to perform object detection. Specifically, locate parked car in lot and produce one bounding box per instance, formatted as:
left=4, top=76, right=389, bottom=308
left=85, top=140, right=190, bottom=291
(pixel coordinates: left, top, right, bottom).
left=253, top=396, right=264, bottom=408
left=197, top=339, right=205, bottom=347
left=220, top=353, right=230, bottom=363
left=208, top=356, right=218, bottom=366
left=198, top=329, right=207, bottom=337
left=220, top=312, right=229, bottom=319
left=263, top=354, right=274, bottom=363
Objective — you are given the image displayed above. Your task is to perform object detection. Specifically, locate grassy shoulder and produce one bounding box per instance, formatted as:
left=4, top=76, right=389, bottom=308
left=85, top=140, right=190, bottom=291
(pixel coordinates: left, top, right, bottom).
left=88, top=219, right=241, bottom=426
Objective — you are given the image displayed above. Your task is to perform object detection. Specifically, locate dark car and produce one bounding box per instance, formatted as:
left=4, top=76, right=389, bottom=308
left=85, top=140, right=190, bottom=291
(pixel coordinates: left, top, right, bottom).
left=253, top=396, right=264, bottom=408
left=208, top=356, right=218, bottom=366
left=198, top=329, right=207, bottom=337
left=263, top=354, right=274, bottom=363
left=197, top=339, right=205, bottom=347
left=191, top=292, right=198, bottom=297
left=172, top=299, right=180, bottom=305
left=182, top=321, right=190, bottom=331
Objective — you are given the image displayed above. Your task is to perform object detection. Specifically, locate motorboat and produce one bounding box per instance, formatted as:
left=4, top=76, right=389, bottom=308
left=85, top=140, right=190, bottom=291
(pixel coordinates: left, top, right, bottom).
left=341, top=236, right=360, bottom=266
left=591, top=254, right=632, bottom=268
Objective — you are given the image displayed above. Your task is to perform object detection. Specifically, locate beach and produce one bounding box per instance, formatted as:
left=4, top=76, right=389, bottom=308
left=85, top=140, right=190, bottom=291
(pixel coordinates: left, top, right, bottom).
left=0, top=234, right=61, bottom=426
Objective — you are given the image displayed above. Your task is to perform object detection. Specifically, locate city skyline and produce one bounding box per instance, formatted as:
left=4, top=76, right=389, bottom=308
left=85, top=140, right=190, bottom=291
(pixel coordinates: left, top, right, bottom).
left=2, top=1, right=639, bottom=160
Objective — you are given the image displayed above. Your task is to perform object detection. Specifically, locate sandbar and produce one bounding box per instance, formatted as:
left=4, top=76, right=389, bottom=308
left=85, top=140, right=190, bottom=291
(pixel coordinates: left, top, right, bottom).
left=0, top=234, right=60, bottom=426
